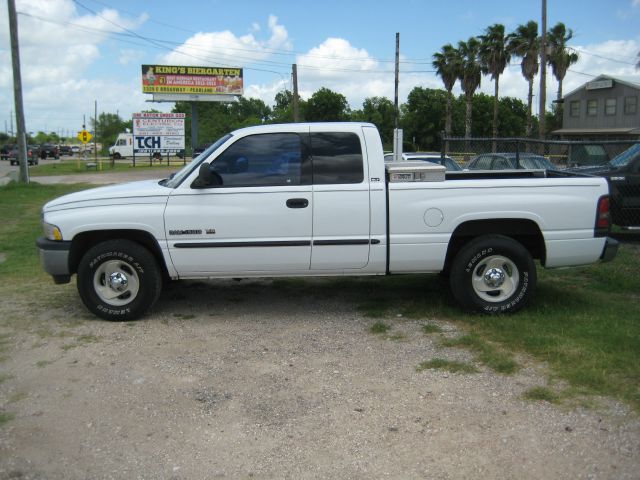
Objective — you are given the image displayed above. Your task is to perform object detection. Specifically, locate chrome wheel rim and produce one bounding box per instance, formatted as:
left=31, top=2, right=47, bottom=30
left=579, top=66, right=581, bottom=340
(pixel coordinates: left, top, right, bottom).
left=93, top=260, right=140, bottom=306
left=471, top=255, right=520, bottom=303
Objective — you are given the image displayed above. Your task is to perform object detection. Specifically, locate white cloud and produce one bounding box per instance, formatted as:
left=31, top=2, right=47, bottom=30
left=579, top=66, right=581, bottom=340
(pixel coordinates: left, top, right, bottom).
left=0, top=0, right=150, bottom=133
left=160, top=15, right=291, bottom=67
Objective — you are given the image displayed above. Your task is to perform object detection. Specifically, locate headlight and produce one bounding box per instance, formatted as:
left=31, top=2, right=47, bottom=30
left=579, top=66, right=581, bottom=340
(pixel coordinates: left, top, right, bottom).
left=43, top=221, right=63, bottom=241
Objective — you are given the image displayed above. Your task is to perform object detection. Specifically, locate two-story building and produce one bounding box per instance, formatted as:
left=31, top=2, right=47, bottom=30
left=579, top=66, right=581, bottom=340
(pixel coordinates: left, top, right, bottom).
left=553, top=74, right=640, bottom=141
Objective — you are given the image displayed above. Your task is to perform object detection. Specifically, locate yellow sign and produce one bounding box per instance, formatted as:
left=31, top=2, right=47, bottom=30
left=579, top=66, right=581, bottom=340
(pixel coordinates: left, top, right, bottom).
left=78, top=130, right=92, bottom=144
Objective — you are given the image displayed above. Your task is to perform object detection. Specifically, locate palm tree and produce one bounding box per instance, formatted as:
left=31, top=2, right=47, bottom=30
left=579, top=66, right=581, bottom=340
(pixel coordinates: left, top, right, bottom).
left=547, top=22, right=579, bottom=102
left=479, top=24, right=510, bottom=142
left=508, top=21, right=540, bottom=137
left=432, top=44, right=461, bottom=144
left=457, top=37, right=482, bottom=139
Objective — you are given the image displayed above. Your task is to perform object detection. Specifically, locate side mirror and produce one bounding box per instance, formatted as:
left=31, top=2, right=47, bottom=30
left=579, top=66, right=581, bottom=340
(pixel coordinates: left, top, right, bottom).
left=197, top=163, right=223, bottom=187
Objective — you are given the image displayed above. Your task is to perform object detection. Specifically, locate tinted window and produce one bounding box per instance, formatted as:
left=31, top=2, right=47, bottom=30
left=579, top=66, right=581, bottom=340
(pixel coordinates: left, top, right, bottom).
left=493, top=157, right=511, bottom=169
left=471, top=156, right=492, bottom=169
left=212, top=133, right=304, bottom=187
left=311, top=132, right=364, bottom=184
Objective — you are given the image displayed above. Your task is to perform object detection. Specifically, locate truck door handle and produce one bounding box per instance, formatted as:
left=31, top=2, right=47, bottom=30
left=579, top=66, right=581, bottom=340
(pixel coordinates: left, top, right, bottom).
left=286, top=198, right=309, bottom=209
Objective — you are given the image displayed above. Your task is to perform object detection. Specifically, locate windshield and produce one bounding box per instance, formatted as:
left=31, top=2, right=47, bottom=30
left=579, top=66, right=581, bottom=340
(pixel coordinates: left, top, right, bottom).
left=610, top=143, right=640, bottom=168
left=162, top=134, right=232, bottom=188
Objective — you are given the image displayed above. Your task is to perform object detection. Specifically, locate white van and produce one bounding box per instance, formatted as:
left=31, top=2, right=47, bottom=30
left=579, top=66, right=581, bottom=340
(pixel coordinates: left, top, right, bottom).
left=109, top=133, right=133, bottom=159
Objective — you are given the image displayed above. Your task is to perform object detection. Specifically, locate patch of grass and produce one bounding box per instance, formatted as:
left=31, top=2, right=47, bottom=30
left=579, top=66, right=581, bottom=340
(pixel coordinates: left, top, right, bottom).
left=523, top=386, right=561, bottom=404
left=442, top=334, right=518, bottom=374
left=36, top=360, right=54, bottom=368
left=173, top=313, right=196, bottom=320
left=416, top=358, right=479, bottom=374
left=422, top=323, right=443, bottom=334
left=28, top=160, right=181, bottom=177
left=61, top=334, right=99, bottom=351
left=369, top=321, right=391, bottom=334
left=8, top=391, right=28, bottom=404
left=0, top=374, right=14, bottom=384
left=387, top=333, right=407, bottom=342
left=0, top=182, right=90, bottom=282
left=0, top=412, right=15, bottom=427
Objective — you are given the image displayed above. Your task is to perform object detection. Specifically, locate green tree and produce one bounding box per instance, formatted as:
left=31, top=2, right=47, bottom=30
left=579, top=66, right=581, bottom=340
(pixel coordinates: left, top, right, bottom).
left=270, top=90, right=307, bottom=123
left=432, top=43, right=461, bottom=143
left=305, top=88, right=350, bottom=121
left=400, top=87, right=449, bottom=150
left=547, top=22, right=579, bottom=103
left=508, top=20, right=540, bottom=137
left=91, top=113, right=129, bottom=153
left=479, top=24, right=511, bottom=141
left=457, top=37, right=482, bottom=139
left=351, top=96, right=395, bottom=148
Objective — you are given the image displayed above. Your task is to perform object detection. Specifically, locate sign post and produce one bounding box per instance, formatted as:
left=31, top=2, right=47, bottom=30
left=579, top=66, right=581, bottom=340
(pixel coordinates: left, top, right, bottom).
left=77, top=129, right=92, bottom=169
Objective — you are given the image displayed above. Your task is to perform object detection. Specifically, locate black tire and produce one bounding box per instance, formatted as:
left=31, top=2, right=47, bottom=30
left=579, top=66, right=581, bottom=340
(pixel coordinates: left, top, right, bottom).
left=77, top=239, right=162, bottom=321
left=449, top=235, right=536, bottom=314
left=113, top=152, right=121, bottom=160
left=153, top=152, right=161, bottom=160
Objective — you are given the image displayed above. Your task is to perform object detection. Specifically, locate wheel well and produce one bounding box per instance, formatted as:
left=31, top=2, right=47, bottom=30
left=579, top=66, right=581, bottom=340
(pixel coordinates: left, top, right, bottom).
left=444, top=219, right=546, bottom=272
left=69, top=230, right=168, bottom=278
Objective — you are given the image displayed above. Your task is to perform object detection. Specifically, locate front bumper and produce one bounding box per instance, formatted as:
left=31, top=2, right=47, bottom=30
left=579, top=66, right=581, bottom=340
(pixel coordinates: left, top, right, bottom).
left=600, top=237, right=619, bottom=263
left=36, top=237, right=72, bottom=284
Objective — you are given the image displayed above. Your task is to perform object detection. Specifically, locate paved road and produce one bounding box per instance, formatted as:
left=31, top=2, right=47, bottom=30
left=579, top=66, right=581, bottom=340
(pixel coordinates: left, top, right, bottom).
left=1, top=158, right=177, bottom=185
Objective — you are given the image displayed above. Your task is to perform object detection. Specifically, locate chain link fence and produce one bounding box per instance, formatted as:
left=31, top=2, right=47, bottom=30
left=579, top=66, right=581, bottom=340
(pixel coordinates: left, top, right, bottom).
left=440, top=136, right=640, bottom=228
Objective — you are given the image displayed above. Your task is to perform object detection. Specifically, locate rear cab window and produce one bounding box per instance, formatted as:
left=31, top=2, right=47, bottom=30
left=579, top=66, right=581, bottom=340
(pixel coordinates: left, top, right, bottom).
left=311, top=132, right=364, bottom=184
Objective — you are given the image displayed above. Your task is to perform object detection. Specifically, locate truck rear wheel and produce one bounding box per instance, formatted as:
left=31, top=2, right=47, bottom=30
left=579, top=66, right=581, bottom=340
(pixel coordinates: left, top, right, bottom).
left=449, top=235, right=536, bottom=314
left=77, top=240, right=162, bottom=321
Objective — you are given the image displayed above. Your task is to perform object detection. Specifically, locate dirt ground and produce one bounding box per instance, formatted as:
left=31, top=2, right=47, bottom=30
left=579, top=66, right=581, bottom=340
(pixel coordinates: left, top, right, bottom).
left=0, top=276, right=639, bottom=480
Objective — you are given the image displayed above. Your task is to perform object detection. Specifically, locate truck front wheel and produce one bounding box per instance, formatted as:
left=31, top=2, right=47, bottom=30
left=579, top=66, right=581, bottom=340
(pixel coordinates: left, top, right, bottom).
left=77, top=240, right=162, bottom=321
left=449, top=235, right=536, bottom=314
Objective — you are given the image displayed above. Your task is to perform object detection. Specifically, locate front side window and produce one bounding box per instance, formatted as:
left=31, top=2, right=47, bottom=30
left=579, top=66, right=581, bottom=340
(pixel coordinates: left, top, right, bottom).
left=587, top=99, right=598, bottom=116
left=624, top=96, right=637, bottom=115
left=211, top=133, right=305, bottom=188
left=311, top=132, right=364, bottom=184
left=605, top=98, right=616, bottom=116
left=569, top=100, right=580, bottom=117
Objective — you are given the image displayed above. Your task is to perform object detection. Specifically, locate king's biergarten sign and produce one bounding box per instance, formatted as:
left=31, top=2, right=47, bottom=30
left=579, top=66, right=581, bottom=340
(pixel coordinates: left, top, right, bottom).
left=141, top=65, right=243, bottom=96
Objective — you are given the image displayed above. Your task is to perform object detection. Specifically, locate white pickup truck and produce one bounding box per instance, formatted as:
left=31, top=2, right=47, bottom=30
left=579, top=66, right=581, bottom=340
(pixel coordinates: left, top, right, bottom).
left=37, top=123, right=618, bottom=320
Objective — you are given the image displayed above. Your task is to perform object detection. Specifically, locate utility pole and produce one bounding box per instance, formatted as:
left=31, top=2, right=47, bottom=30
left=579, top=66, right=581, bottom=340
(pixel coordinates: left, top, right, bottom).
left=539, top=0, right=547, bottom=140
left=8, top=0, right=29, bottom=183
left=292, top=64, right=300, bottom=122
left=393, top=33, right=402, bottom=161
left=394, top=33, right=400, bottom=129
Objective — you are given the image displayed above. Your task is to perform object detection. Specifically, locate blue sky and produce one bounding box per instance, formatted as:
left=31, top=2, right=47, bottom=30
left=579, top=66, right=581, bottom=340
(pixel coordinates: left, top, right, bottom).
left=1, top=0, right=639, bottom=137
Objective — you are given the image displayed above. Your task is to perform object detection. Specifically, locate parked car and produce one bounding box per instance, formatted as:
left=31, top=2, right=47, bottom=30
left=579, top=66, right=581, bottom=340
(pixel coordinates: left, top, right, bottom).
left=566, top=143, right=640, bottom=227
left=58, top=145, right=73, bottom=156
left=1, top=144, right=15, bottom=161
left=71, top=145, right=80, bottom=154
left=9, top=145, right=38, bottom=165
left=38, top=143, right=60, bottom=159
left=568, top=144, right=609, bottom=167
left=384, top=152, right=462, bottom=171
left=467, top=153, right=557, bottom=171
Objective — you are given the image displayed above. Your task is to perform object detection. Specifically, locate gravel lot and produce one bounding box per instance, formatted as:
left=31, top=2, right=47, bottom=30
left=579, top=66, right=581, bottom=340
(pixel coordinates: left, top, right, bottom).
left=1, top=277, right=639, bottom=480
left=1, top=170, right=639, bottom=479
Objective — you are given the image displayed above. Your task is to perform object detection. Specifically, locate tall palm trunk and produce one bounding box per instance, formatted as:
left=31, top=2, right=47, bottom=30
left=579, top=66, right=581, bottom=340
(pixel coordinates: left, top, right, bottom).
left=465, top=92, right=473, bottom=138
left=526, top=79, right=534, bottom=137
left=492, top=75, right=500, bottom=151
left=445, top=89, right=453, bottom=153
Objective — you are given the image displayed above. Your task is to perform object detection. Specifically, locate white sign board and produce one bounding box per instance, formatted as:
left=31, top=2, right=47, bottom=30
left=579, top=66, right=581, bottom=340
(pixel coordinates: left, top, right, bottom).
left=133, top=112, right=185, bottom=154
left=586, top=79, right=613, bottom=90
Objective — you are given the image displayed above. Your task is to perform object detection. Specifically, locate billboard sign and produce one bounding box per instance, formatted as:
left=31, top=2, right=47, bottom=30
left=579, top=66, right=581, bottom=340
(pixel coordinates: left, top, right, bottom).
left=141, top=65, right=243, bottom=96
left=133, top=112, right=185, bottom=154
